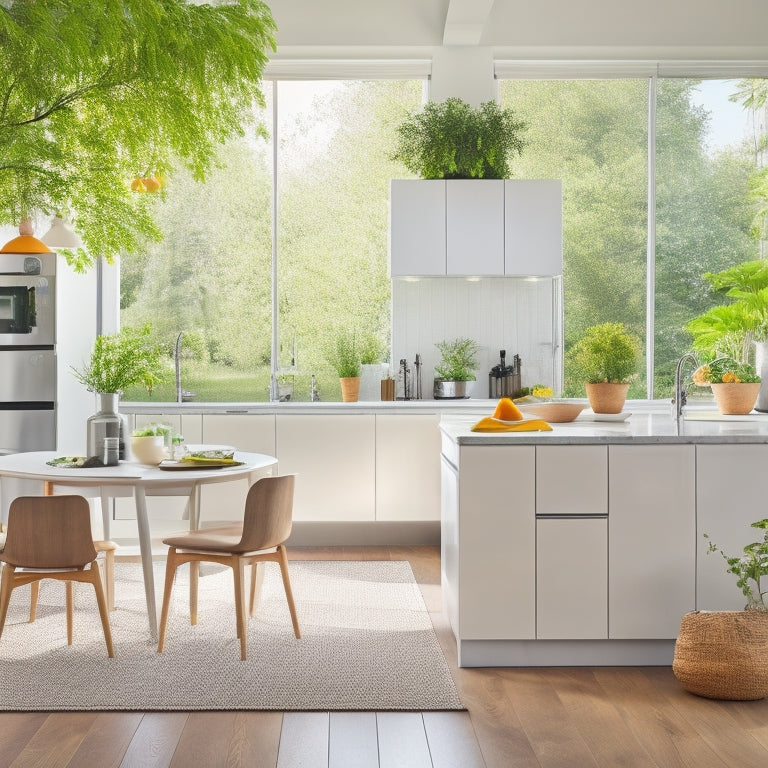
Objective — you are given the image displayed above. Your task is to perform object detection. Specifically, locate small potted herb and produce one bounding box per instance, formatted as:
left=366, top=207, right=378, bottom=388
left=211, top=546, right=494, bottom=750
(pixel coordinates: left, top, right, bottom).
left=692, top=357, right=761, bottom=415
left=434, top=337, right=480, bottom=399
left=325, top=330, right=362, bottom=402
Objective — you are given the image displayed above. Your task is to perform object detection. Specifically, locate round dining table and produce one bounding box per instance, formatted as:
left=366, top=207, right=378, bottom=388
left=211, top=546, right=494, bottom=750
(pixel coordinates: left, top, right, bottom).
left=0, top=450, right=278, bottom=640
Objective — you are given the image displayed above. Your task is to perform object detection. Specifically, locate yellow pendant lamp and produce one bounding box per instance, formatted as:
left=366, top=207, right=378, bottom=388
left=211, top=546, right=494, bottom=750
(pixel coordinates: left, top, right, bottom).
left=0, top=219, right=52, bottom=254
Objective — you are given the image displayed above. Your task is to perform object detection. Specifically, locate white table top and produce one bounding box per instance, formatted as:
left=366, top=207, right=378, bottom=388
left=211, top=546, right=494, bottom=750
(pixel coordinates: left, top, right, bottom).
left=0, top=451, right=277, bottom=486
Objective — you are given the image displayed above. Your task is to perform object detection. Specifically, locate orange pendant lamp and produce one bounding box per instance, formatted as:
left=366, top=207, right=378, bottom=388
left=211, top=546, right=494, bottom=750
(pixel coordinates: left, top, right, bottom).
left=0, top=219, right=53, bottom=254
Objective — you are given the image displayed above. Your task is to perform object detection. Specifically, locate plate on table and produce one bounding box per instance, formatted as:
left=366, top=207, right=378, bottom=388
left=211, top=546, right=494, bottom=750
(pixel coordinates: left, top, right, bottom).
left=158, top=459, right=245, bottom=471
left=578, top=410, right=632, bottom=422
left=46, top=456, right=99, bottom=469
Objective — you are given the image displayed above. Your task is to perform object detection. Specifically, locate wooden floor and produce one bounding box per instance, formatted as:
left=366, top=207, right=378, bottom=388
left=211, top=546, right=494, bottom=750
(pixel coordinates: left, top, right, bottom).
left=2, top=546, right=768, bottom=767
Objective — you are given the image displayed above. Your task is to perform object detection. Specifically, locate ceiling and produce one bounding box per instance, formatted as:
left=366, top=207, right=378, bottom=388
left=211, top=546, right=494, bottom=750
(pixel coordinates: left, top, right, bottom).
left=266, top=0, right=768, bottom=55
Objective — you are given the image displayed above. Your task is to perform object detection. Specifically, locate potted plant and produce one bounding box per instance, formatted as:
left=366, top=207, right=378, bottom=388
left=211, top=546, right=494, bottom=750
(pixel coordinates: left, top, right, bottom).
left=691, top=356, right=761, bottom=414
left=325, top=330, right=362, bottom=402
left=433, top=338, right=480, bottom=399
left=358, top=333, right=386, bottom=401
left=673, top=521, right=768, bottom=700
left=71, top=324, right=167, bottom=459
left=571, top=322, right=641, bottom=413
left=686, top=260, right=768, bottom=410
left=392, top=98, right=527, bottom=179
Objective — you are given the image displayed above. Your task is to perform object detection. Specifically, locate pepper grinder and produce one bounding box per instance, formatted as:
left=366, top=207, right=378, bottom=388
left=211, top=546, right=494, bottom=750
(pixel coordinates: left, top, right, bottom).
left=414, top=353, right=423, bottom=400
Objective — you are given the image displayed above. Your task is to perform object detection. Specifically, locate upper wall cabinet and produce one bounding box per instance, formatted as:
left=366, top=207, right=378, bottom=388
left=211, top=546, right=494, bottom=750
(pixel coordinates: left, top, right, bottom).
left=389, top=179, right=562, bottom=277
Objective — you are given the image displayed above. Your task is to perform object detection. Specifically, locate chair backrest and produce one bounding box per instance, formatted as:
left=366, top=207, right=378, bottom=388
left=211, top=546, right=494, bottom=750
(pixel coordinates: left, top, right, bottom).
left=236, top=475, right=296, bottom=553
left=1, top=495, right=97, bottom=569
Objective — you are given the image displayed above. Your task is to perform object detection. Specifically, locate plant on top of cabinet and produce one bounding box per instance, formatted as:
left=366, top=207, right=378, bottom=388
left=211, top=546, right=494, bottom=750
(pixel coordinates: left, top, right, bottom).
left=572, top=322, right=641, bottom=414
left=433, top=337, right=480, bottom=399
left=325, top=329, right=362, bottom=402
left=392, top=98, right=527, bottom=180
left=673, top=520, right=768, bottom=701
left=692, top=356, right=761, bottom=414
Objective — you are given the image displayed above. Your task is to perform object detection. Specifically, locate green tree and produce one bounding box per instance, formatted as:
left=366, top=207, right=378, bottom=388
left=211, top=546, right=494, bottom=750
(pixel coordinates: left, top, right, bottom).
left=0, top=0, right=275, bottom=270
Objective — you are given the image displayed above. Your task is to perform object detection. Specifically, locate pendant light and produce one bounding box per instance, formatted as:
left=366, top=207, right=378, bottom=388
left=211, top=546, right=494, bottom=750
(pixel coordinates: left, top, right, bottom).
left=0, top=219, right=52, bottom=254
left=40, top=213, right=84, bottom=249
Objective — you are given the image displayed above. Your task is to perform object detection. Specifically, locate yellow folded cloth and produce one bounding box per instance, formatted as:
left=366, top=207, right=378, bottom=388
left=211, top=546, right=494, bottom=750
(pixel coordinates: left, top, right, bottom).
left=471, top=417, right=553, bottom=433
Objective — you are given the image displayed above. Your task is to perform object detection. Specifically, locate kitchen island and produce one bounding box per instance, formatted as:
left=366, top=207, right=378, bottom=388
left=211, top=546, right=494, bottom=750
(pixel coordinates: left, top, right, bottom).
left=440, top=410, right=768, bottom=667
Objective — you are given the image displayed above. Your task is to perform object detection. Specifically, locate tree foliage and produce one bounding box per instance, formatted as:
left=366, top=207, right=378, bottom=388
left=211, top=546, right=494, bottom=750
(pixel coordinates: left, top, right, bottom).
left=0, top=0, right=275, bottom=270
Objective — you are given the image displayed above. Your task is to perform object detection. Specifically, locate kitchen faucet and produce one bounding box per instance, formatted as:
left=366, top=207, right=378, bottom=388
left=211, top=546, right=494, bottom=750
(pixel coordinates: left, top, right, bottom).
left=673, top=352, right=699, bottom=423
left=175, top=332, right=183, bottom=404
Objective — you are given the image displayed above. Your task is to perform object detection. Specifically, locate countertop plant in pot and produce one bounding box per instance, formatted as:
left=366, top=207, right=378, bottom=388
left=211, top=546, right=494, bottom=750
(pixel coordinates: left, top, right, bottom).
left=434, top=338, right=480, bottom=399
left=571, top=322, right=641, bottom=414
left=325, top=330, right=362, bottom=402
left=673, top=520, right=768, bottom=700
left=392, top=98, right=527, bottom=179
left=691, top=357, right=761, bottom=414
left=71, top=324, right=167, bottom=460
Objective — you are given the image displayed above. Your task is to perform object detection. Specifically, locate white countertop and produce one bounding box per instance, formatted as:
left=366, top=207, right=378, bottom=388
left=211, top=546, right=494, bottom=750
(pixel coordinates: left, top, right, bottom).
left=440, top=407, right=768, bottom=445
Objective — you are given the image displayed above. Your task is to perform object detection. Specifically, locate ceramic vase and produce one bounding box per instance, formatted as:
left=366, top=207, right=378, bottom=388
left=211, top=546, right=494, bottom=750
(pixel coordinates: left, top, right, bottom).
left=584, top=382, right=629, bottom=414
left=710, top=382, right=760, bottom=415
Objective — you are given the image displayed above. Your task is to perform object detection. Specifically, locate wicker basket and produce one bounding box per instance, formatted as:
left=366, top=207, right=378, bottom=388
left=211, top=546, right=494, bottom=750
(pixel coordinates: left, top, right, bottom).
left=672, top=611, right=768, bottom=700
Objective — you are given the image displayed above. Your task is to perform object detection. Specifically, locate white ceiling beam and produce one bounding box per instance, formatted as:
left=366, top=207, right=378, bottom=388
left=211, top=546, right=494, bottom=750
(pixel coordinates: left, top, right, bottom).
left=443, top=0, right=496, bottom=46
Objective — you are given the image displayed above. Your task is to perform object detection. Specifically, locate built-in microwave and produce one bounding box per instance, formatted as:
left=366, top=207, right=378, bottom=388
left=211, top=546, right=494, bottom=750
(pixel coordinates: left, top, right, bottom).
left=0, top=253, right=55, bottom=345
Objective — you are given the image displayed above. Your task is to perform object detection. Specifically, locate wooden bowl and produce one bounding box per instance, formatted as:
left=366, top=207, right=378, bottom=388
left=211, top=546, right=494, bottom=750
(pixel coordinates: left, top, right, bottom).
left=517, top=402, right=585, bottom=423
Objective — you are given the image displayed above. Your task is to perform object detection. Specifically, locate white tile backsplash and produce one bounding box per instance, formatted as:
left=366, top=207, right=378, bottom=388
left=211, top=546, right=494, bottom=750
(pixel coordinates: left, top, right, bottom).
left=391, top=276, right=562, bottom=398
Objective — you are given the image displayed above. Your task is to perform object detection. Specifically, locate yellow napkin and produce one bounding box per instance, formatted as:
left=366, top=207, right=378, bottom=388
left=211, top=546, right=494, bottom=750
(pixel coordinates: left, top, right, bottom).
left=471, top=416, right=552, bottom=433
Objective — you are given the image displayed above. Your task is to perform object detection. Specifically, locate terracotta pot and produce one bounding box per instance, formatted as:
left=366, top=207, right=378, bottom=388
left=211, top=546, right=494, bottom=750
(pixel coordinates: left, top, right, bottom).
left=710, top=382, right=760, bottom=415
left=584, top=382, right=629, bottom=414
left=673, top=610, right=768, bottom=700
left=340, top=376, right=361, bottom=402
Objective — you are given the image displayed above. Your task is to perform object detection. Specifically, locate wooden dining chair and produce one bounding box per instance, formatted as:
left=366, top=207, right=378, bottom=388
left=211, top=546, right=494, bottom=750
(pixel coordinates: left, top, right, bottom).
left=158, top=474, right=300, bottom=661
left=0, top=495, right=115, bottom=658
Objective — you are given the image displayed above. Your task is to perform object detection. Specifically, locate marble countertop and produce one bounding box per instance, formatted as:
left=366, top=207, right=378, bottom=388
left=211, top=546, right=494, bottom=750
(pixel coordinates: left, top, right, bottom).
left=440, top=407, right=768, bottom=445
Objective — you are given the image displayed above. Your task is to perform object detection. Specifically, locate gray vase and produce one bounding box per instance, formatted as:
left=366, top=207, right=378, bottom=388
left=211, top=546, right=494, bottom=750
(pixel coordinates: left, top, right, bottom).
left=86, top=392, right=128, bottom=461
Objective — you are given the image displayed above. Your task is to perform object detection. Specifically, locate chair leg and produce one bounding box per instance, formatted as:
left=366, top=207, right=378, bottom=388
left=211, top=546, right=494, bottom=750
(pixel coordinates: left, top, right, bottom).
left=29, top=581, right=39, bottom=622
left=249, top=562, right=263, bottom=617
left=66, top=581, right=74, bottom=646
left=104, top=548, right=115, bottom=611
left=277, top=545, right=301, bottom=639
left=0, top=565, right=16, bottom=641
left=233, top=556, right=247, bottom=660
left=158, top=548, right=179, bottom=654
left=189, top=560, right=199, bottom=626
left=86, top=562, right=114, bottom=658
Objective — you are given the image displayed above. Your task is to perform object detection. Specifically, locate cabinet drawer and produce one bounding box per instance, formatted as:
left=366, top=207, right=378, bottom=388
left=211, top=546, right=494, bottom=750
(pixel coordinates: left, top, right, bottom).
left=536, top=445, right=607, bottom=516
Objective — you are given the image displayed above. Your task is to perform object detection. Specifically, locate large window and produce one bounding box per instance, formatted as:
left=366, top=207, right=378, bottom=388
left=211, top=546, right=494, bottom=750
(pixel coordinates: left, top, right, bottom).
left=120, top=78, right=422, bottom=401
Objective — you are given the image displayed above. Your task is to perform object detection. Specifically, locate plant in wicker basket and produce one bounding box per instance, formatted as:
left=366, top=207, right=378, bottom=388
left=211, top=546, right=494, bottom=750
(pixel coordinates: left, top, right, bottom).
left=672, top=520, right=768, bottom=700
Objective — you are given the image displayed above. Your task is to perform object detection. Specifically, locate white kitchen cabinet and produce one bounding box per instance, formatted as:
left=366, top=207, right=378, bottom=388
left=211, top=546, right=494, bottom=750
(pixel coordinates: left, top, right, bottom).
left=537, top=517, right=608, bottom=639
left=696, top=444, right=768, bottom=611
left=446, top=180, right=504, bottom=275
left=376, top=414, right=440, bottom=521
left=444, top=443, right=536, bottom=643
left=608, top=445, right=696, bottom=638
left=199, top=414, right=276, bottom=523
left=504, top=180, right=563, bottom=276
left=390, top=179, right=562, bottom=277
left=276, top=414, right=376, bottom=522
left=389, top=180, right=446, bottom=276
left=536, top=445, right=607, bottom=516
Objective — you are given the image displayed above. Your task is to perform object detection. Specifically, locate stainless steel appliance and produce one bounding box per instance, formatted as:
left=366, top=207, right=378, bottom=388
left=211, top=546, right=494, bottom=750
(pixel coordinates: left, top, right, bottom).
left=0, top=253, right=57, bottom=522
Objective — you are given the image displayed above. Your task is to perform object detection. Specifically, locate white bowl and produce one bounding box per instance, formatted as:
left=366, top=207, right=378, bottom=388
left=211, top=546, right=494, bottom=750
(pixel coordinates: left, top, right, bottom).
left=130, top=435, right=167, bottom=465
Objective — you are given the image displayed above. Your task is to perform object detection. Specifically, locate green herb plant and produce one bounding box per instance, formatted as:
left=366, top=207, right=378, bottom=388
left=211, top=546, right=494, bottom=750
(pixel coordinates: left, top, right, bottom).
left=705, top=520, right=768, bottom=611
left=72, top=324, right=167, bottom=395
left=695, top=356, right=761, bottom=384
left=392, top=98, right=527, bottom=180
left=325, top=330, right=362, bottom=379
left=571, top=322, right=642, bottom=384
left=435, top=338, right=480, bottom=382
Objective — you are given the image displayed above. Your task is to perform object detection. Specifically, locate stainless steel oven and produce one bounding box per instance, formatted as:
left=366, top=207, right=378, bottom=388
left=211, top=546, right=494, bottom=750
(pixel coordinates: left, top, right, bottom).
left=0, top=253, right=55, bottom=346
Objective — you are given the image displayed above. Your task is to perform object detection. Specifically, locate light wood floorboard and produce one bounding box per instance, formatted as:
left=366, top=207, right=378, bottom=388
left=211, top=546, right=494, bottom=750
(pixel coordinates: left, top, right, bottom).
left=2, top=546, right=768, bottom=767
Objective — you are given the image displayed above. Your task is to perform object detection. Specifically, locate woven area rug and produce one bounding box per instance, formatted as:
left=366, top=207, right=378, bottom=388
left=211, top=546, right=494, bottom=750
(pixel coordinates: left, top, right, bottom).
left=0, top=560, right=463, bottom=711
